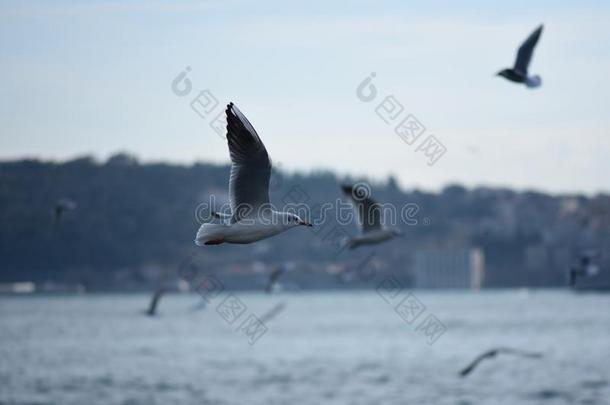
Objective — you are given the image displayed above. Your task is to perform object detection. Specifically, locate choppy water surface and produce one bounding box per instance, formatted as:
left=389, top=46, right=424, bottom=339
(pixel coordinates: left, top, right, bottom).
left=1, top=290, right=609, bottom=405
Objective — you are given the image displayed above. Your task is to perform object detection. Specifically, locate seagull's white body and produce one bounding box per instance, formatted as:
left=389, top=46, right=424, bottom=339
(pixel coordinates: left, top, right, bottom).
left=524, top=75, right=542, bottom=88
left=196, top=211, right=299, bottom=245
left=195, top=103, right=311, bottom=246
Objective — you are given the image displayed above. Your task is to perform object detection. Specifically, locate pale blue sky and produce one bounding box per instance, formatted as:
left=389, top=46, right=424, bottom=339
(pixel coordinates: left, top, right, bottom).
left=1, top=0, right=609, bottom=193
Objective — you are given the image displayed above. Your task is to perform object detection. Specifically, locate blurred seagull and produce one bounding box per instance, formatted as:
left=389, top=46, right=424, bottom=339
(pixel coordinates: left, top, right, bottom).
left=459, top=347, right=543, bottom=377
left=341, top=185, right=402, bottom=249
left=266, top=266, right=287, bottom=294
left=195, top=103, right=312, bottom=246
left=145, top=287, right=171, bottom=316
left=497, top=24, right=544, bottom=88
left=569, top=250, right=600, bottom=287
left=53, top=198, right=77, bottom=227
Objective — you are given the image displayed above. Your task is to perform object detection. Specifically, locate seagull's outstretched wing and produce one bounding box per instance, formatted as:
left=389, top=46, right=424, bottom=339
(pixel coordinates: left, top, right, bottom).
left=266, top=267, right=286, bottom=294
left=569, top=267, right=581, bottom=286
left=459, top=347, right=543, bottom=377
left=514, top=24, right=543, bottom=75
left=341, top=185, right=382, bottom=233
left=258, top=302, right=287, bottom=324
left=496, top=347, right=544, bottom=358
left=459, top=350, right=497, bottom=377
left=145, top=287, right=170, bottom=316
left=225, top=103, right=271, bottom=222
left=53, top=198, right=77, bottom=227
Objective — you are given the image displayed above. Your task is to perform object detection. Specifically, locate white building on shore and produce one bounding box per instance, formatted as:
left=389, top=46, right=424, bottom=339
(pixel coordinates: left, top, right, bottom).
left=413, top=248, right=485, bottom=289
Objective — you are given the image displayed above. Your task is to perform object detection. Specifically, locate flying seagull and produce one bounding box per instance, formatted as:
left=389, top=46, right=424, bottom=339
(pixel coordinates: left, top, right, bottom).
left=459, top=347, right=543, bottom=377
left=266, top=266, right=287, bottom=294
left=144, top=287, right=171, bottom=316
left=497, top=24, right=544, bottom=88
left=195, top=103, right=312, bottom=246
left=341, top=184, right=402, bottom=249
left=53, top=198, right=77, bottom=227
left=569, top=250, right=600, bottom=287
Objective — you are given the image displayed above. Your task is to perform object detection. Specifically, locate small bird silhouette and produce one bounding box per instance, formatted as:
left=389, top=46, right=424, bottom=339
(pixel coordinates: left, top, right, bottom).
left=459, top=347, right=543, bottom=377
left=265, top=266, right=287, bottom=294
left=53, top=198, right=77, bottom=227
left=568, top=250, right=600, bottom=286
left=145, top=287, right=172, bottom=316
left=497, top=24, right=544, bottom=88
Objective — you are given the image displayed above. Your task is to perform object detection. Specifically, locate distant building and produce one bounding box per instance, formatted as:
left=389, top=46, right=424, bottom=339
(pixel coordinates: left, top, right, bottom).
left=0, top=282, right=36, bottom=294
left=413, top=248, right=485, bottom=289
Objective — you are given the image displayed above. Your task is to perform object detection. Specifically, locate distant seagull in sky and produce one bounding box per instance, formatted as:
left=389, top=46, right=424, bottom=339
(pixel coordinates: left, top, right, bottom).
left=497, top=24, right=544, bottom=88
left=195, top=103, right=312, bottom=246
left=53, top=198, right=77, bottom=227
left=341, top=184, right=402, bottom=249
left=459, top=347, right=543, bottom=377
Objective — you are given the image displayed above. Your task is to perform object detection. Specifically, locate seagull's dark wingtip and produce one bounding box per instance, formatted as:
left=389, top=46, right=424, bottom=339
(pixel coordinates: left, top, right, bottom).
left=341, top=184, right=353, bottom=194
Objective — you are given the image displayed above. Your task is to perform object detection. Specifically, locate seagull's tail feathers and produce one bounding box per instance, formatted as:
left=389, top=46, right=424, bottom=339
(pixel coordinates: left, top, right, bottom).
left=343, top=238, right=361, bottom=250
left=458, top=364, right=475, bottom=377
left=195, top=223, right=228, bottom=246
left=525, top=75, right=542, bottom=88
